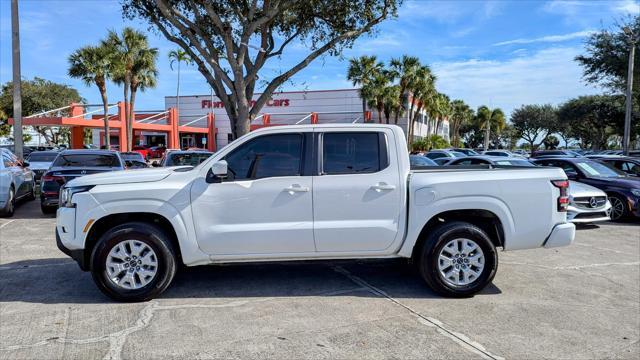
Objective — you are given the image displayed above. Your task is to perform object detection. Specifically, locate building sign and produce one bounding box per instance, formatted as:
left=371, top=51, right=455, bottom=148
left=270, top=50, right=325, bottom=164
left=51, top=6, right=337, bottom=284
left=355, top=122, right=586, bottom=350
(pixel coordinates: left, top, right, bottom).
left=201, top=98, right=290, bottom=109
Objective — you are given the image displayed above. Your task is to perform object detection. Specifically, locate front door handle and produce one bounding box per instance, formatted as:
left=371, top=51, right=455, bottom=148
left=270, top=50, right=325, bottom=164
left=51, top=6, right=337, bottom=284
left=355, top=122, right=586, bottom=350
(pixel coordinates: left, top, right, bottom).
left=371, top=182, right=396, bottom=191
left=285, top=184, right=309, bottom=193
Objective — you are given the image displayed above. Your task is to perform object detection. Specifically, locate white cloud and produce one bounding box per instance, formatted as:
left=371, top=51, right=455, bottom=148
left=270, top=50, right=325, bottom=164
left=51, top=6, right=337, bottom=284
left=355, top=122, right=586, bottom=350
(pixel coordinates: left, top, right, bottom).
left=431, top=46, right=603, bottom=117
left=615, top=0, right=640, bottom=14
left=493, top=30, right=595, bottom=46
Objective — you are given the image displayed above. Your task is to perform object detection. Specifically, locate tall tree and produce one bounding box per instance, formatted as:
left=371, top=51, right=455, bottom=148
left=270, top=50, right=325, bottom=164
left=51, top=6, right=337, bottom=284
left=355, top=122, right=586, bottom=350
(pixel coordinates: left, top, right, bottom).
left=449, top=99, right=473, bottom=147
left=390, top=55, right=421, bottom=125
left=168, top=49, right=193, bottom=112
left=382, top=85, right=402, bottom=124
left=68, top=45, right=114, bottom=148
left=0, top=78, right=83, bottom=145
left=105, top=28, right=158, bottom=151
left=362, top=71, right=392, bottom=123
left=407, top=65, right=436, bottom=145
left=475, top=105, right=505, bottom=150
left=348, top=55, right=384, bottom=120
left=123, top=0, right=399, bottom=138
left=575, top=15, right=640, bottom=98
left=510, top=104, right=557, bottom=151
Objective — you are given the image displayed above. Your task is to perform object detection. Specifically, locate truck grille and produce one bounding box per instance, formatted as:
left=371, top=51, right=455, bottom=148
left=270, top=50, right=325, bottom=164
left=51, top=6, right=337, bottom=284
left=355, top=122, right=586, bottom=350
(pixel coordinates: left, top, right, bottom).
left=573, top=196, right=607, bottom=209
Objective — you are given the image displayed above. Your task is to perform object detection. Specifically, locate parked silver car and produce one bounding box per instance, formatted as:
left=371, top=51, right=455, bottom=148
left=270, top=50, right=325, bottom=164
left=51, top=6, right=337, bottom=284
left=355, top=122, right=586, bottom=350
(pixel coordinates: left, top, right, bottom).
left=0, top=149, right=36, bottom=217
left=26, top=151, right=58, bottom=182
left=567, top=181, right=611, bottom=224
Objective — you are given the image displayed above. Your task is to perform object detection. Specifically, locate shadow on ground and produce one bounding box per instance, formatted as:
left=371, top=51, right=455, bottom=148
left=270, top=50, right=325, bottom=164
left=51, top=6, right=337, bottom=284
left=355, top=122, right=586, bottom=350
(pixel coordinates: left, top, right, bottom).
left=0, top=257, right=501, bottom=304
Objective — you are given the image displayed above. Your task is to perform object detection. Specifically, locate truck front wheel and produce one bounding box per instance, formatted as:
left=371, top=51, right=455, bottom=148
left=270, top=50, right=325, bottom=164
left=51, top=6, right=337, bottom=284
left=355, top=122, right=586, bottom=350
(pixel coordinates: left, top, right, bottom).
left=418, top=221, right=498, bottom=297
left=90, top=222, right=177, bottom=302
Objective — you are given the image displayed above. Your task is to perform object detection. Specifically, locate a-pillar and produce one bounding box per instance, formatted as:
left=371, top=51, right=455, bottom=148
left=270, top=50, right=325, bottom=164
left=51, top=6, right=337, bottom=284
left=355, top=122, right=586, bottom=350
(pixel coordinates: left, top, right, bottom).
left=118, top=102, right=128, bottom=151
left=310, top=112, right=318, bottom=124
left=207, top=113, right=217, bottom=152
left=168, top=108, right=180, bottom=149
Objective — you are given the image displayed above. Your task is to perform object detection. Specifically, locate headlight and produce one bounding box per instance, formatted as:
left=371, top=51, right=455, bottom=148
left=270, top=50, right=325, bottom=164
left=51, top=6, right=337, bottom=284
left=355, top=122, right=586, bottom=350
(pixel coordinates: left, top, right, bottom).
left=59, top=185, right=94, bottom=208
left=631, top=189, right=640, bottom=197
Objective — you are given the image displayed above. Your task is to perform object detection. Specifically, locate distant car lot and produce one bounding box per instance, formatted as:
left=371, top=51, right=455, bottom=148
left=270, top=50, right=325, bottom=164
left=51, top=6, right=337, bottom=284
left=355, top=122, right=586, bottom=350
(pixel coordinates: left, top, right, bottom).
left=0, top=200, right=637, bottom=359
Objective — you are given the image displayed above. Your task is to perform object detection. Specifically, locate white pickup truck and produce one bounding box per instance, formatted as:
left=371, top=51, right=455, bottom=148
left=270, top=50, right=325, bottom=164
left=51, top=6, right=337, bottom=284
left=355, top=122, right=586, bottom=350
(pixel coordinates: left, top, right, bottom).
left=56, top=124, right=575, bottom=301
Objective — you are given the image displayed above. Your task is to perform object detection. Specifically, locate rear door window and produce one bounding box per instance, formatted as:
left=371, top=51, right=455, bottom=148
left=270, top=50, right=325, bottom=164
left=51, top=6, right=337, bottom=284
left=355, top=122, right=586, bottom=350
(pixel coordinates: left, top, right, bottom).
left=322, top=132, right=386, bottom=175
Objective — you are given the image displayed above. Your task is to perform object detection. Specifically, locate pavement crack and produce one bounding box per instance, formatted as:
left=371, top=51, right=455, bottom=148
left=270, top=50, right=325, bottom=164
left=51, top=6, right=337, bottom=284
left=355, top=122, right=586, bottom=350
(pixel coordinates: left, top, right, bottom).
left=331, top=265, right=504, bottom=360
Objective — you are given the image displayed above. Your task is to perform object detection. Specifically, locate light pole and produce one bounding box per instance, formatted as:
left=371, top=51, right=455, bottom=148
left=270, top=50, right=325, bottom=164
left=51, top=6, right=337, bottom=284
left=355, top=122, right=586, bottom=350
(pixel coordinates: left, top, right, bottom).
left=623, top=26, right=637, bottom=156
left=11, top=0, right=23, bottom=160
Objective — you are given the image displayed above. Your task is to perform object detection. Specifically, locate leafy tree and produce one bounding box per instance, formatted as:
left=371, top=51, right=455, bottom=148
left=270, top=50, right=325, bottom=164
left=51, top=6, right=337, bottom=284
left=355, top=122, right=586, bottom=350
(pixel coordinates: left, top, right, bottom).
left=498, top=124, right=519, bottom=150
left=68, top=44, right=115, bottom=147
left=123, top=0, right=400, bottom=138
left=0, top=78, right=83, bottom=145
left=557, top=95, right=625, bottom=150
left=382, top=85, right=401, bottom=124
left=575, top=15, right=639, bottom=98
left=169, top=49, right=193, bottom=112
left=348, top=55, right=384, bottom=119
left=543, top=135, right=560, bottom=150
left=428, top=134, right=449, bottom=149
left=510, top=104, right=557, bottom=151
left=104, top=27, right=158, bottom=151
left=407, top=66, right=436, bottom=144
left=475, top=105, right=505, bottom=150
left=362, top=70, right=393, bottom=124
left=449, top=99, right=473, bottom=148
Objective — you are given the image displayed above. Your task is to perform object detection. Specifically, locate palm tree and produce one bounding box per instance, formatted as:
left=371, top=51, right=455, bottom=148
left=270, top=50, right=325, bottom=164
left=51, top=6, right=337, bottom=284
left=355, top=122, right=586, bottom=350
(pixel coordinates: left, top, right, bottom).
left=68, top=45, right=113, bottom=147
left=105, top=27, right=158, bottom=151
left=449, top=100, right=473, bottom=147
left=390, top=55, right=421, bottom=125
left=347, top=56, right=384, bottom=120
left=407, top=67, right=436, bottom=145
left=382, top=85, right=402, bottom=124
left=432, top=93, right=451, bottom=137
left=362, top=71, right=391, bottom=123
left=168, top=49, right=192, bottom=112
left=476, top=105, right=506, bottom=150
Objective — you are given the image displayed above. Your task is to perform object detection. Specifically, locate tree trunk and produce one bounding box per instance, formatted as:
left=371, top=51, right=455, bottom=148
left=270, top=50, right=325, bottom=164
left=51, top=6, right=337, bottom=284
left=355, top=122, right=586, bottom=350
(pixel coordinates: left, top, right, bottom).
left=99, top=84, right=110, bottom=148
left=176, top=61, right=181, bottom=112
left=483, top=121, right=491, bottom=150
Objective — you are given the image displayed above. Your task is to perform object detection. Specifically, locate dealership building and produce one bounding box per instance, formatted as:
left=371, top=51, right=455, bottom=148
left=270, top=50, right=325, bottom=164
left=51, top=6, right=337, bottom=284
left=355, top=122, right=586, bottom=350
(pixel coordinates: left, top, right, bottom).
left=80, top=88, right=448, bottom=150
left=161, top=89, right=449, bottom=149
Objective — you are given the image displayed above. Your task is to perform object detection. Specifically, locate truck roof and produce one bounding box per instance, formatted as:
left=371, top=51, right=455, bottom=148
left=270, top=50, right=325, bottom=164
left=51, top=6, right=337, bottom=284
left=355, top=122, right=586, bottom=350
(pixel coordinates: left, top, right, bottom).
left=251, top=123, right=401, bottom=133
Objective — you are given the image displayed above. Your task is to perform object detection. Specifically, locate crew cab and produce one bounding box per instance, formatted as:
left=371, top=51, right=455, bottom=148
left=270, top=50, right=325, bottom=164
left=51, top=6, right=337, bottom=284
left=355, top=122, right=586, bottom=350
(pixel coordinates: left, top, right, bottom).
left=56, top=125, right=575, bottom=302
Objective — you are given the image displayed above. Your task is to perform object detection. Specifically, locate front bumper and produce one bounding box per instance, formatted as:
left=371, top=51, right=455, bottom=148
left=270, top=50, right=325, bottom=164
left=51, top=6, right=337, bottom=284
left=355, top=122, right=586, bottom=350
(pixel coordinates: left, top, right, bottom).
left=567, top=202, right=611, bottom=224
left=56, top=227, right=88, bottom=270
left=543, top=223, right=575, bottom=248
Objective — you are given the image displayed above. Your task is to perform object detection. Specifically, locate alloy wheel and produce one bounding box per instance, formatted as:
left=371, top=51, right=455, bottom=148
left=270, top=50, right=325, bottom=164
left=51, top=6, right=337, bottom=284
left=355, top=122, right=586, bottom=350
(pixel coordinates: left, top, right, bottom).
left=105, top=240, right=158, bottom=290
left=437, top=238, right=485, bottom=287
left=609, top=197, right=625, bottom=221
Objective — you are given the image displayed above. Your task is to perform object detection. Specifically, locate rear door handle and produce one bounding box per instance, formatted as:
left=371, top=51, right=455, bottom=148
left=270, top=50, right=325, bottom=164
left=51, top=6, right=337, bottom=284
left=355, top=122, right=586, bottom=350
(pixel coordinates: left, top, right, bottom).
left=285, top=184, right=309, bottom=193
left=371, top=182, right=396, bottom=191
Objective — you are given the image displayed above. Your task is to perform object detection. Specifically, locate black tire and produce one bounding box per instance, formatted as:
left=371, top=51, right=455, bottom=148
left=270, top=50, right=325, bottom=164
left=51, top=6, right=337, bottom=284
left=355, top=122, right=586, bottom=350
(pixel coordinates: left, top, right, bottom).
left=0, top=186, right=15, bottom=218
left=608, top=194, right=629, bottom=221
left=40, top=203, right=56, bottom=214
left=417, top=221, right=498, bottom=298
left=26, top=181, right=36, bottom=201
left=90, top=222, right=177, bottom=302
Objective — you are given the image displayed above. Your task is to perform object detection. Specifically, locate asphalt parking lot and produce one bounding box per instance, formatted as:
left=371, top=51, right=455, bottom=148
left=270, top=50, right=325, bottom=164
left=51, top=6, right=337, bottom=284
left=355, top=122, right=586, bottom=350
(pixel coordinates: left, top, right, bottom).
left=0, top=200, right=638, bottom=360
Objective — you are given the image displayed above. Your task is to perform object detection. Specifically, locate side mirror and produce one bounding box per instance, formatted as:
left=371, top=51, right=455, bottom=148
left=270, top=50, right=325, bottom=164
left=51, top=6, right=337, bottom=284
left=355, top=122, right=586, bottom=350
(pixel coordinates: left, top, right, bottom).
left=211, top=160, right=228, bottom=177
left=151, top=161, right=160, bottom=167
left=566, top=171, right=579, bottom=180
left=21, top=161, right=30, bottom=167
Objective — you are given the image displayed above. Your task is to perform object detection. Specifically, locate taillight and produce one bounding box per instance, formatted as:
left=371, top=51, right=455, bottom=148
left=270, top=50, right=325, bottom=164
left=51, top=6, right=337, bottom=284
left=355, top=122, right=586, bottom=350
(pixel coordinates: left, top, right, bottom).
left=552, top=180, right=569, bottom=212
left=41, top=174, right=64, bottom=183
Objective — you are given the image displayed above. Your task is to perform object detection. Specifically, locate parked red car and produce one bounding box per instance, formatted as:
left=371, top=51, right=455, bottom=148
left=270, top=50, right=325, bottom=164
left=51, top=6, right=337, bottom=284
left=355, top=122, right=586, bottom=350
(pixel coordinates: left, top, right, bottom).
left=132, top=145, right=151, bottom=160
left=147, top=145, right=167, bottom=159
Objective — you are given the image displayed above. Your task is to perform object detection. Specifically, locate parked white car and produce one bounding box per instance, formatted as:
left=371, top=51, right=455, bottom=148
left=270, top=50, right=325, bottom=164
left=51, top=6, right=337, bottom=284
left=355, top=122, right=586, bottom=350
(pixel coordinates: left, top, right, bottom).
left=0, top=148, right=36, bottom=217
left=56, top=125, right=575, bottom=301
left=567, top=181, right=611, bottom=223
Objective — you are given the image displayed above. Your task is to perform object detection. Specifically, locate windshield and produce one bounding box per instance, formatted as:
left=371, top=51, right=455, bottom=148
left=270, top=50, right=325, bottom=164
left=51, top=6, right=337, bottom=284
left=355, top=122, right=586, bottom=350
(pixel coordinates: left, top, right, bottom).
left=451, top=152, right=467, bottom=158
left=28, top=153, right=57, bottom=162
left=410, top=156, right=437, bottom=166
left=166, top=152, right=213, bottom=166
left=576, top=161, right=625, bottom=178
left=53, top=154, right=121, bottom=167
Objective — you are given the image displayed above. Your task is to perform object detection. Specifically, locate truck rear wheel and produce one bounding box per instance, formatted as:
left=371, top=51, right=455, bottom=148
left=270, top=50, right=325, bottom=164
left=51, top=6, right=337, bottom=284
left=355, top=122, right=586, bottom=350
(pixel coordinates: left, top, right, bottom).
left=417, top=221, right=498, bottom=297
left=90, top=222, right=177, bottom=302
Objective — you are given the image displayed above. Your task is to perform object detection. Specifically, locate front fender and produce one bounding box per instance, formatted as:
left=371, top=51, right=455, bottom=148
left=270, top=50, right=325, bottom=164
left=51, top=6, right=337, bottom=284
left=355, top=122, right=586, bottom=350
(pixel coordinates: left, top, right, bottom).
left=76, top=194, right=210, bottom=266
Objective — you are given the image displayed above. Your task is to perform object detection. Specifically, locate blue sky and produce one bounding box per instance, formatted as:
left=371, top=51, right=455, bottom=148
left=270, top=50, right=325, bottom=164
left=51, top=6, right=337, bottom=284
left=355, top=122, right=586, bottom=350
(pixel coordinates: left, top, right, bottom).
left=1, top=0, right=639, bottom=117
